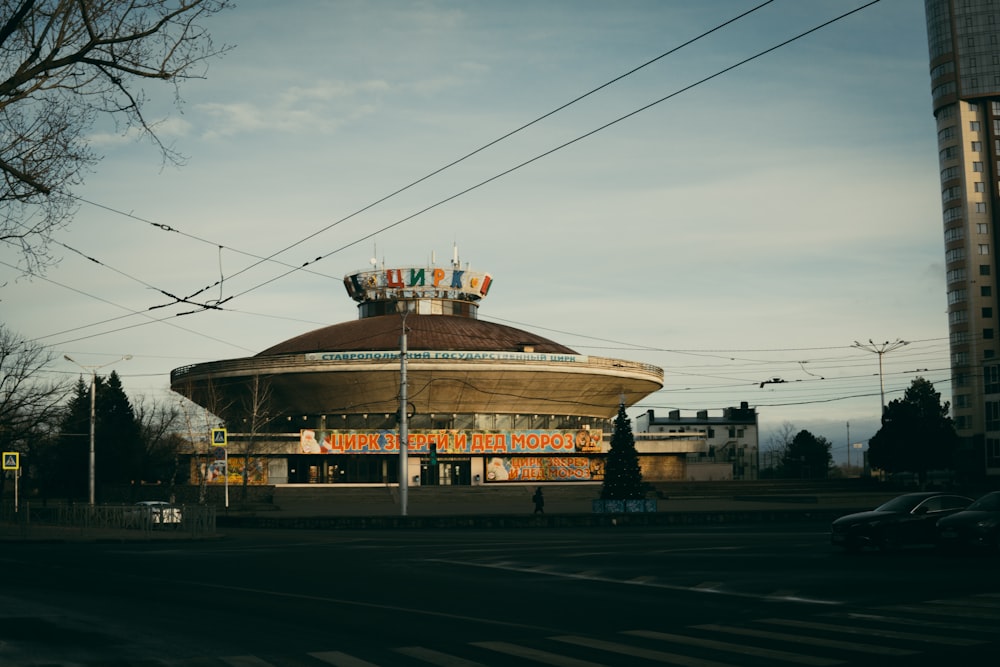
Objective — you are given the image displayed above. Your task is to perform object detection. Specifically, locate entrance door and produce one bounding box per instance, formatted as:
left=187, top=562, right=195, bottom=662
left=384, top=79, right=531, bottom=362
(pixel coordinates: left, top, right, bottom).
left=420, top=459, right=471, bottom=485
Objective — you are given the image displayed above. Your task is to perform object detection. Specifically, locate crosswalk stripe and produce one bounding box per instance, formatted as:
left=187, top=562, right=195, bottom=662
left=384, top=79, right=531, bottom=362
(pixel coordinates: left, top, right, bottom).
left=622, top=629, right=844, bottom=666
left=308, top=651, right=381, bottom=666
left=826, top=611, right=998, bottom=636
left=551, top=635, right=737, bottom=667
left=758, top=618, right=985, bottom=646
left=928, top=597, right=1000, bottom=609
left=471, top=640, right=607, bottom=666
left=219, top=657, right=275, bottom=667
left=693, top=624, right=917, bottom=656
left=879, top=604, right=1000, bottom=620
left=395, top=645, right=487, bottom=666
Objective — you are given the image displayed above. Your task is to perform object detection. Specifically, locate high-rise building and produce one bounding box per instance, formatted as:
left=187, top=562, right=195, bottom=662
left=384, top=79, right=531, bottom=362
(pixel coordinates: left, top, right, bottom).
left=927, top=0, right=1000, bottom=476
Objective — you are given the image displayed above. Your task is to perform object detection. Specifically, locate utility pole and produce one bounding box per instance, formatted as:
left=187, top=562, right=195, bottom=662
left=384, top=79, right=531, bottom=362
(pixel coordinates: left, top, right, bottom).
left=64, top=354, right=132, bottom=506
left=852, top=339, right=909, bottom=423
left=398, top=307, right=409, bottom=517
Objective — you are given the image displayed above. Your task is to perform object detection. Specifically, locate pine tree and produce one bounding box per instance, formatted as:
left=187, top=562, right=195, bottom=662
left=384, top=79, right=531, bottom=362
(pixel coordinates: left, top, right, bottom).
left=600, top=402, right=644, bottom=500
left=869, top=377, right=957, bottom=485
left=96, top=372, right=142, bottom=490
left=52, top=377, right=92, bottom=499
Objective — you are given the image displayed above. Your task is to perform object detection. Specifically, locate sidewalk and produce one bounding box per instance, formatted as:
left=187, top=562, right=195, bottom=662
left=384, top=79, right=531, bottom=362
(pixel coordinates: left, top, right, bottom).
left=0, top=485, right=898, bottom=542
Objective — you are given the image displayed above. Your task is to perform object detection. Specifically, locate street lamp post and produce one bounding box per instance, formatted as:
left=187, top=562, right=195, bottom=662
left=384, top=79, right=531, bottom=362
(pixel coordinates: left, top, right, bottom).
left=852, top=339, right=908, bottom=424
left=395, top=302, right=410, bottom=517
left=64, top=354, right=132, bottom=505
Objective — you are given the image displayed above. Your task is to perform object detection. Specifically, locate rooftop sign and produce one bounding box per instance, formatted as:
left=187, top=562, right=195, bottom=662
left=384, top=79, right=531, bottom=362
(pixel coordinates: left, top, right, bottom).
left=343, top=266, right=493, bottom=303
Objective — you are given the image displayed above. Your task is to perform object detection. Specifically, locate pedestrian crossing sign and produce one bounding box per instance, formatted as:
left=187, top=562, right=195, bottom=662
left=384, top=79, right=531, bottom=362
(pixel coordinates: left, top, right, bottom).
left=211, top=428, right=227, bottom=447
left=2, top=452, right=18, bottom=470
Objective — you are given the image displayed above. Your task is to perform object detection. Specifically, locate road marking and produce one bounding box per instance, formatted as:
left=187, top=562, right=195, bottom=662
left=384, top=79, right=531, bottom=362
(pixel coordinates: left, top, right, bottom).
left=828, top=611, right=998, bottom=635
left=623, top=629, right=844, bottom=666
left=309, top=650, right=380, bottom=666
left=928, top=596, right=1000, bottom=609
left=693, top=624, right=917, bottom=655
left=759, top=618, right=985, bottom=646
left=472, top=640, right=607, bottom=666
left=184, top=580, right=545, bottom=632
left=395, top=645, right=487, bottom=666
left=552, top=634, right=737, bottom=667
left=220, top=657, right=276, bottom=666
left=429, top=559, right=841, bottom=606
left=879, top=603, right=1000, bottom=620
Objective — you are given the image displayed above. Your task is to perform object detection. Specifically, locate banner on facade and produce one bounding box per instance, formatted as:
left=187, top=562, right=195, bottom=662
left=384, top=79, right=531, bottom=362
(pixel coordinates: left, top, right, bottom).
left=299, top=428, right=603, bottom=455
left=485, top=456, right=605, bottom=481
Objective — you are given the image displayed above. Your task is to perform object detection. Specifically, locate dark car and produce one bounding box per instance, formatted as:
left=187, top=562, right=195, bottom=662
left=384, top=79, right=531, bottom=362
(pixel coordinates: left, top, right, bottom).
left=831, top=492, right=973, bottom=552
left=935, top=490, right=1000, bottom=552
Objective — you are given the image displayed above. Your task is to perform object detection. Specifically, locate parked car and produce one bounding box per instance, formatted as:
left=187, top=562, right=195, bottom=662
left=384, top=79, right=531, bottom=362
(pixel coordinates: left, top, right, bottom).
left=935, top=490, right=1000, bottom=552
left=132, top=500, right=182, bottom=526
left=830, top=491, right=973, bottom=552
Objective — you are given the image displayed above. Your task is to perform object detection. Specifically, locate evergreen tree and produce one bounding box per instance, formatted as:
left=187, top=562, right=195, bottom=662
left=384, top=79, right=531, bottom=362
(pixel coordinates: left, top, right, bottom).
left=781, top=430, right=833, bottom=479
left=51, top=371, right=143, bottom=501
left=600, top=402, right=644, bottom=500
left=53, top=377, right=91, bottom=499
left=869, top=377, right=957, bottom=485
left=96, top=372, right=142, bottom=490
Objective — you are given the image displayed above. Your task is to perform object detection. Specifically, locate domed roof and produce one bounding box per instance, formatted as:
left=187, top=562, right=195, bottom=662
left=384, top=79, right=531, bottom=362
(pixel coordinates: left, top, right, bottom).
left=256, top=314, right=578, bottom=356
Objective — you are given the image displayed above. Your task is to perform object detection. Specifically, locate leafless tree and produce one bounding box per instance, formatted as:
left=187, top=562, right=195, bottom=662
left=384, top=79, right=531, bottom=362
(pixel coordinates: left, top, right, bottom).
left=174, top=379, right=228, bottom=504
left=1, top=0, right=232, bottom=274
left=0, top=322, right=71, bottom=494
left=762, top=421, right=796, bottom=477
left=133, top=392, right=184, bottom=488
left=236, top=374, right=273, bottom=502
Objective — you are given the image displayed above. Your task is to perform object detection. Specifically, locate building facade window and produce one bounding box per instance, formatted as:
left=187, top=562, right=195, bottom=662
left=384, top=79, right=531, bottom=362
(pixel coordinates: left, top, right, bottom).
left=948, top=268, right=967, bottom=283
left=944, top=185, right=963, bottom=201
left=978, top=223, right=990, bottom=234
left=946, top=226, right=965, bottom=242
left=977, top=202, right=988, bottom=213
left=980, top=244, right=991, bottom=255
left=986, top=365, right=1000, bottom=394
left=973, top=140, right=984, bottom=151
left=987, top=402, right=1000, bottom=431
left=947, top=248, right=967, bottom=262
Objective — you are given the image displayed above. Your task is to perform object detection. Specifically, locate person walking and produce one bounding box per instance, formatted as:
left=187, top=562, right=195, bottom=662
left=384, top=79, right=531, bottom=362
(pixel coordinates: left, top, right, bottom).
left=532, top=486, right=545, bottom=514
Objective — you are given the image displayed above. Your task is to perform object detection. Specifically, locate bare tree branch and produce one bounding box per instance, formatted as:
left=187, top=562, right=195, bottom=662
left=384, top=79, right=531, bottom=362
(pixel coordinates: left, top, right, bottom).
left=0, top=0, right=232, bottom=275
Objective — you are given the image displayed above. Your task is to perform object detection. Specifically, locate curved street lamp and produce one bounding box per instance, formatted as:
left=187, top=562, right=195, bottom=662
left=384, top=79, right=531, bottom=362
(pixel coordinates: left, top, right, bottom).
left=64, top=354, right=132, bottom=505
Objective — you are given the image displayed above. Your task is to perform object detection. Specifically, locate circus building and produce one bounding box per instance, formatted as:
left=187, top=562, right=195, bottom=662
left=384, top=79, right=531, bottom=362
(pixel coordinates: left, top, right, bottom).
left=170, top=258, right=664, bottom=487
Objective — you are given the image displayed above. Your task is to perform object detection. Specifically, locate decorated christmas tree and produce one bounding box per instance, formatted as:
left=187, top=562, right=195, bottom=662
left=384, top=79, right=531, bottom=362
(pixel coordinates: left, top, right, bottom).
left=600, top=401, right=644, bottom=500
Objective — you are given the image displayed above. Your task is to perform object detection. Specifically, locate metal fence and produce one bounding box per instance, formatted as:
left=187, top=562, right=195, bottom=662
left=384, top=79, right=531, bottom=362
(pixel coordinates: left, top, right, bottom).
left=0, top=501, right=216, bottom=539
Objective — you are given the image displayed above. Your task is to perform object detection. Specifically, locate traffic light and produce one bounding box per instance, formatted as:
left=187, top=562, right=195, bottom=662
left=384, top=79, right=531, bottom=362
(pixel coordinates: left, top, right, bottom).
left=429, top=442, right=438, bottom=465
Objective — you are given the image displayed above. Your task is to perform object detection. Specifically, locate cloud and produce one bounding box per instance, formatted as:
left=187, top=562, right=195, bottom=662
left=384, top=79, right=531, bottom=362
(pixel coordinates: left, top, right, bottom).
left=196, top=79, right=391, bottom=138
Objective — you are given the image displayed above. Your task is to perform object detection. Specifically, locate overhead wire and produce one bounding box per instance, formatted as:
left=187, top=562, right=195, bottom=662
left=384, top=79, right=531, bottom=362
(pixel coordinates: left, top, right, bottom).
left=217, top=0, right=885, bottom=304
left=38, top=1, right=782, bottom=339
left=9, top=1, right=907, bottom=413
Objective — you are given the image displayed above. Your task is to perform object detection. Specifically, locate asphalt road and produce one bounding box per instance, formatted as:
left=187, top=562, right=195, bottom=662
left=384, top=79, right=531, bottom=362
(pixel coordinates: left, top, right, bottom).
left=1, top=523, right=998, bottom=666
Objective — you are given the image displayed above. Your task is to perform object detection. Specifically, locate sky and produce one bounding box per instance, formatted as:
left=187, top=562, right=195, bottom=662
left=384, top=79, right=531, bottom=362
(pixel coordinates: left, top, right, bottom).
left=0, top=0, right=948, bottom=464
